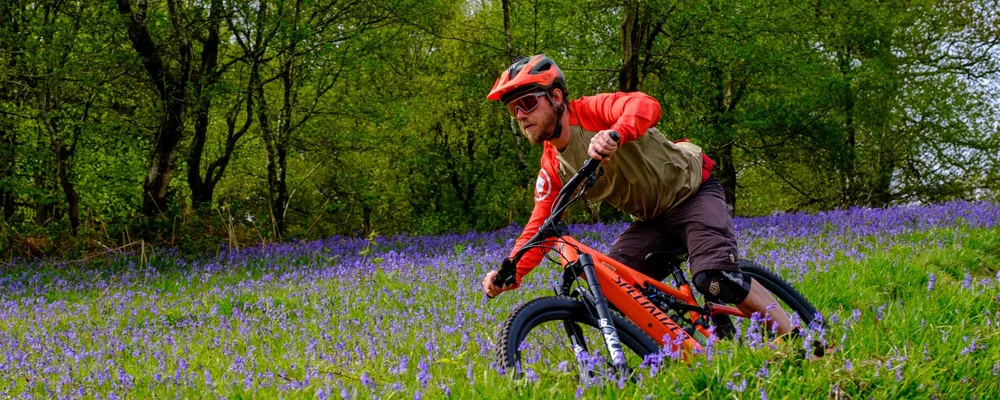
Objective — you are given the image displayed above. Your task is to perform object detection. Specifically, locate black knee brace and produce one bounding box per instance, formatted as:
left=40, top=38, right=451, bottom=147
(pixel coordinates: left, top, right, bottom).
left=692, top=270, right=751, bottom=304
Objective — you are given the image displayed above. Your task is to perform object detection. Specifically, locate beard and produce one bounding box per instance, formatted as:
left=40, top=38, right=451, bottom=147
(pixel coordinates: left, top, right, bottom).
left=520, top=110, right=557, bottom=145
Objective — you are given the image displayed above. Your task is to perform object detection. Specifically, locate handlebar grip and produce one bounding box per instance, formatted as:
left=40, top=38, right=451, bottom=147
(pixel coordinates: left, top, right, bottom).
left=491, top=258, right=517, bottom=288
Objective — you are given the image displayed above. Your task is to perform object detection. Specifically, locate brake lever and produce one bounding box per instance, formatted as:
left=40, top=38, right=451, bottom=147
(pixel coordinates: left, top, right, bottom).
left=585, top=166, right=604, bottom=188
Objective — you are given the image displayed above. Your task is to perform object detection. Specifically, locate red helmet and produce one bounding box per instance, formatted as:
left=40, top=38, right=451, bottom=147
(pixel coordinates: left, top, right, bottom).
left=487, top=54, right=567, bottom=102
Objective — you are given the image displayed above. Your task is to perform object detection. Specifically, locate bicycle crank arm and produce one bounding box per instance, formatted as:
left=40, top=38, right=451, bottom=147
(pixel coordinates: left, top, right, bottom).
left=579, top=254, right=627, bottom=370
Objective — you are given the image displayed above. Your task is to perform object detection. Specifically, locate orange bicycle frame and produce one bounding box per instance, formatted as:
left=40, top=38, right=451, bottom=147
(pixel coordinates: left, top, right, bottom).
left=555, top=235, right=746, bottom=357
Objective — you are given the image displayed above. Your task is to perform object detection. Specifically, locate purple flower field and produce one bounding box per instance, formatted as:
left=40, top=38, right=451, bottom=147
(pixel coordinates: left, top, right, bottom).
left=0, top=200, right=998, bottom=398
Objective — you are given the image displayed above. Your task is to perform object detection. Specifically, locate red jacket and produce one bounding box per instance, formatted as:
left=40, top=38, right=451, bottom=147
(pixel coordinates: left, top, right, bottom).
left=508, top=91, right=713, bottom=286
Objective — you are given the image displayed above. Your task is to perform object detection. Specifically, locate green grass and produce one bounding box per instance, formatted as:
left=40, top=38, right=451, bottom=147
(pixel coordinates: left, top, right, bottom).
left=0, top=225, right=997, bottom=399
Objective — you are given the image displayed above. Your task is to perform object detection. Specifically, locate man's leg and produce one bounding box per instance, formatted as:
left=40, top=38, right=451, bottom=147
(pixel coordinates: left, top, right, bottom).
left=738, top=280, right=793, bottom=335
left=669, top=177, right=794, bottom=335
left=691, top=271, right=793, bottom=335
left=606, top=220, right=672, bottom=282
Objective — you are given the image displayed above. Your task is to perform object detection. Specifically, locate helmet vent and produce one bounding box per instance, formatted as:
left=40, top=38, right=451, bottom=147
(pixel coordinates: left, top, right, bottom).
left=508, top=56, right=530, bottom=79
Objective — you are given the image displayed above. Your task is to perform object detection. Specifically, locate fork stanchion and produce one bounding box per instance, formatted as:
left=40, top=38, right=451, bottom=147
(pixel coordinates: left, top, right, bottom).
left=578, top=254, right=627, bottom=370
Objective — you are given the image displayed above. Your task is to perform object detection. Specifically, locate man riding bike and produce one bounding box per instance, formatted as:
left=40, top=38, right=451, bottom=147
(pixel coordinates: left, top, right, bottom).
left=480, top=54, right=796, bottom=338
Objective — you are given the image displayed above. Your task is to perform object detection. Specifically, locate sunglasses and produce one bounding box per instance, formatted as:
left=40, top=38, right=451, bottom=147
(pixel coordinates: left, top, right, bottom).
left=505, top=92, right=548, bottom=116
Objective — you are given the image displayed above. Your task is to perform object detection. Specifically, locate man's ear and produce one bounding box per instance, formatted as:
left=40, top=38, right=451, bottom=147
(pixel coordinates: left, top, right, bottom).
left=551, top=88, right=564, bottom=108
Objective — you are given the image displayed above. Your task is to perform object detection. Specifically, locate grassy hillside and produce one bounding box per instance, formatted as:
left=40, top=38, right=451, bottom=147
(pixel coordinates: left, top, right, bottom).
left=0, top=201, right=998, bottom=398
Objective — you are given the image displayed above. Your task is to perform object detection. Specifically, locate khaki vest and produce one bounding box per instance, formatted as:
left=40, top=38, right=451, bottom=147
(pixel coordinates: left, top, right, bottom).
left=554, top=126, right=704, bottom=221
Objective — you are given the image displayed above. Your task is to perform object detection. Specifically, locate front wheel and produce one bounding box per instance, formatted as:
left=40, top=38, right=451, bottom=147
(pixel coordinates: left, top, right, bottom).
left=494, top=296, right=658, bottom=382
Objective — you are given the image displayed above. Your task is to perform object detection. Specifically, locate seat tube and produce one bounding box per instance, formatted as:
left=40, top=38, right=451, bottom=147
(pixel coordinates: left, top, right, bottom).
left=579, top=254, right=626, bottom=369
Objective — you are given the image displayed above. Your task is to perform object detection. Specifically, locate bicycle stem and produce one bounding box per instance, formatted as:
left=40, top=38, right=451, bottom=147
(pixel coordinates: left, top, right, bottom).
left=579, top=253, right=627, bottom=370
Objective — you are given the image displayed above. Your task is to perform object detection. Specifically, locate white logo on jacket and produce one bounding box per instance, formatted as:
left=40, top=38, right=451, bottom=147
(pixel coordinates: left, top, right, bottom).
left=534, top=169, right=552, bottom=201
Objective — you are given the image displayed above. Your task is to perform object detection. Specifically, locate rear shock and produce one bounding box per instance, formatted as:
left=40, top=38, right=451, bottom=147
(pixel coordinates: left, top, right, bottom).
left=642, top=285, right=714, bottom=344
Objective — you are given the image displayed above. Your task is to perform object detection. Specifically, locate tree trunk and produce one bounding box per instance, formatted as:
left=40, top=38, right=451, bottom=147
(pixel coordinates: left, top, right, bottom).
left=187, top=82, right=215, bottom=208
left=142, top=96, right=186, bottom=216
left=869, top=123, right=898, bottom=207
left=258, top=59, right=293, bottom=238
left=42, top=94, right=90, bottom=236
left=257, top=82, right=280, bottom=236
left=706, top=65, right=745, bottom=214
left=869, top=156, right=893, bottom=207
left=710, top=143, right=737, bottom=214
left=259, top=121, right=289, bottom=238
left=838, top=48, right=859, bottom=207
left=187, top=101, right=212, bottom=209
left=0, top=112, right=15, bottom=222
left=273, top=59, right=294, bottom=237
left=266, top=0, right=306, bottom=238
left=464, top=122, right=477, bottom=216
left=502, top=0, right=515, bottom=61
left=0, top=1, right=20, bottom=222
left=54, top=142, right=79, bottom=235
left=276, top=144, right=288, bottom=236
left=619, top=0, right=648, bottom=92
left=0, top=127, right=15, bottom=222
left=32, top=171, right=52, bottom=226
left=187, top=0, right=223, bottom=209
left=501, top=0, right=531, bottom=174
left=116, top=0, right=192, bottom=218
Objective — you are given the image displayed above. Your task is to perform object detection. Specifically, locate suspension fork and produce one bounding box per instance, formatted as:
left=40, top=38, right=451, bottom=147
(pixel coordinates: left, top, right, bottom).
left=578, top=253, right=627, bottom=369
left=555, top=263, right=590, bottom=363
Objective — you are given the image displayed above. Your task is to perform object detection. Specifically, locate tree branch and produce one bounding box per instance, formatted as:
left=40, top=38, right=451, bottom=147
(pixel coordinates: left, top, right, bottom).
left=115, top=0, right=171, bottom=96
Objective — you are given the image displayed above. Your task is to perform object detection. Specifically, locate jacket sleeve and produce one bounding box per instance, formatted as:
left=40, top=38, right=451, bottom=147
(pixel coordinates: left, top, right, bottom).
left=569, top=91, right=662, bottom=144
left=507, top=148, right=563, bottom=287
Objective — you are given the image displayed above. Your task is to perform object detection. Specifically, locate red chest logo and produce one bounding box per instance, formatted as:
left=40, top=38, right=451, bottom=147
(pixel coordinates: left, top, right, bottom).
left=534, top=169, right=552, bottom=201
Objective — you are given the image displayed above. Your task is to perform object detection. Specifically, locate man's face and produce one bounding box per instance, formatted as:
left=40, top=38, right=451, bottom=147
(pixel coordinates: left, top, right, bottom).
left=508, top=91, right=558, bottom=145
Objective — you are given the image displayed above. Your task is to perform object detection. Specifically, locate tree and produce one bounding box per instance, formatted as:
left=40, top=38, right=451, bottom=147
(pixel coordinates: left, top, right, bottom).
left=227, top=0, right=395, bottom=236
left=115, top=0, right=207, bottom=217
left=642, top=0, right=817, bottom=213
left=186, top=0, right=249, bottom=209
left=808, top=0, right=1000, bottom=207
left=0, top=0, right=23, bottom=223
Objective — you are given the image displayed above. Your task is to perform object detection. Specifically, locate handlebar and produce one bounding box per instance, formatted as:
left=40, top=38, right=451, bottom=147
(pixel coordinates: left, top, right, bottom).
left=490, top=131, right=620, bottom=292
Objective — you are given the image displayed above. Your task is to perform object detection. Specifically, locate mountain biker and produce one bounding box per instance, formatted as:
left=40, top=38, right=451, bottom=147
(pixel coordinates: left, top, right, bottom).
left=480, top=54, right=796, bottom=337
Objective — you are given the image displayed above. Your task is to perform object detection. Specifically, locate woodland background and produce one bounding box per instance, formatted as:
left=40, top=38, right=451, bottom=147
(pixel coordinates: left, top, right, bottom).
left=1, top=0, right=998, bottom=258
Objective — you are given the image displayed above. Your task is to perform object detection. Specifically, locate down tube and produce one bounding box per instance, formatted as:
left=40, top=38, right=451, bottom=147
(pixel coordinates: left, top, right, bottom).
left=560, top=237, right=702, bottom=353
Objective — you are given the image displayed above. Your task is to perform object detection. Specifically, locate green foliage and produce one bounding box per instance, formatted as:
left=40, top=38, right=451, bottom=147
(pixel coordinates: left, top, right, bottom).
left=0, top=0, right=998, bottom=255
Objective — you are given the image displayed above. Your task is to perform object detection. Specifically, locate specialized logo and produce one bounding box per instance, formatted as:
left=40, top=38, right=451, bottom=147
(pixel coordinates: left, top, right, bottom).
left=534, top=169, right=552, bottom=201
left=613, top=276, right=688, bottom=341
left=709, top=280, right=720, bottom=295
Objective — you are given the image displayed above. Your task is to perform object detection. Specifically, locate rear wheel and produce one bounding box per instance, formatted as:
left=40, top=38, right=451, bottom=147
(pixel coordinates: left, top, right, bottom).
left=494, top=296, right=658, bottom=382
left=739, top=260, right=827, bottom=355
left=740, top=259, right=821, bottom=325
left=686, top=260, right=823, bottom=344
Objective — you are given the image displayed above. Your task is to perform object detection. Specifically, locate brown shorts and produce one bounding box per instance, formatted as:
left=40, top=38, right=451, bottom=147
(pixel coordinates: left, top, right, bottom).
left=607, top=176, right=739, bottom=281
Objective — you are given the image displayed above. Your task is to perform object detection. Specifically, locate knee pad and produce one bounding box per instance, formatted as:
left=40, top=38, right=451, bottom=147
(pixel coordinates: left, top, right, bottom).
left=692, top=270, right=751, bottom=304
